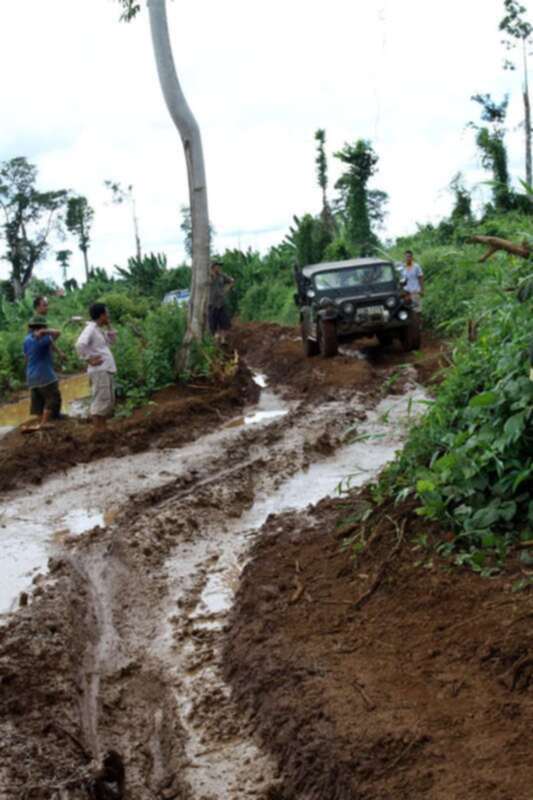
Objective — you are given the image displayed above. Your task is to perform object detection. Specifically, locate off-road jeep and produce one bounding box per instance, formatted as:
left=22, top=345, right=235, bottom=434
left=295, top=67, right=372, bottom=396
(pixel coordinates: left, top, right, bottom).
left=294, top=257, right=421, bottom=358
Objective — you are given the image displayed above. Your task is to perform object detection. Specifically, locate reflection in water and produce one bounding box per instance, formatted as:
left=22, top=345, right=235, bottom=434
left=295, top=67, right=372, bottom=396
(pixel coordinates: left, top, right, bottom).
left=0, top=374, right=90, bottom=427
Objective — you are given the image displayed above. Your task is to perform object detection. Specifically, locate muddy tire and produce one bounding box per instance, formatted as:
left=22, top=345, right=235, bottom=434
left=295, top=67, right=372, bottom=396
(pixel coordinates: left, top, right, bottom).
left=301, top=324, right=319, bottom=357
left=377, top=331, right=394, bottom=347
left=400, top=317, right=421, bottom=352
left=319, top=320, right=338, bottom=358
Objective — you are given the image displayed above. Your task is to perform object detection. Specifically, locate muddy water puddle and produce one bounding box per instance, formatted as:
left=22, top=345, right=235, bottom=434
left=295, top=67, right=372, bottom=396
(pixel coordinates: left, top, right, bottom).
left=160, top=387, right=427, bottom=798
left=200, top=389, right=426, bottom=618
left=0, top=375, right=289, bottom=614
left=0, top=373, right=90, bottom=433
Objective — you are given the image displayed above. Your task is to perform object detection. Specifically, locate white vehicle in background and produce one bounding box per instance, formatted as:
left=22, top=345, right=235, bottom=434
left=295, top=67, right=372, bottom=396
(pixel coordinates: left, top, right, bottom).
left=162, top=289, right=190, bottom=307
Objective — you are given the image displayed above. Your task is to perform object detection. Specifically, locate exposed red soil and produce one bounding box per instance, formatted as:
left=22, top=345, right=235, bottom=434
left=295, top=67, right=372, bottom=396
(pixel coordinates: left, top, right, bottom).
left=0, top=362, right=258, bottom=494
left=229, top=321, right=447, bottom=400
left=224, top=495, right=533, bottom=800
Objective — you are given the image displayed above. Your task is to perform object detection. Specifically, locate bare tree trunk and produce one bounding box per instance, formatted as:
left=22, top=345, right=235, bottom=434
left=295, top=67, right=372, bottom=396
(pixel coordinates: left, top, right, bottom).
left=131, top=192, right=142, bottom=261
left=523, top=41, right=532, bottom=187
left=147, top=0, right=210, bottom=366
left=82, top=248, right=90, bottom=282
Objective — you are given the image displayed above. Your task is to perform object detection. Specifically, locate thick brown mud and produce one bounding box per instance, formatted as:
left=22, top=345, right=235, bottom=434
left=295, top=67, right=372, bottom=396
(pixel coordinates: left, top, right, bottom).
left=223, top=494, right=533, bottom=800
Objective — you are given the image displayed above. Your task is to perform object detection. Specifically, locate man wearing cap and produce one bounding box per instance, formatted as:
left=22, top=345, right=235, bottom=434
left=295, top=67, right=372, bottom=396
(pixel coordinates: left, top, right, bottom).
left=23, top=316, right=62, bottom=430
left=208, top=260, right=235, bottom=342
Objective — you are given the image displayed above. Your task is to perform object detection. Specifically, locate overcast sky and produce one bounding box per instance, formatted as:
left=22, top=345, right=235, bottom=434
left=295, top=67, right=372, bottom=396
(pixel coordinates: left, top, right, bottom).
left=0, top=0, right=528, bottom=285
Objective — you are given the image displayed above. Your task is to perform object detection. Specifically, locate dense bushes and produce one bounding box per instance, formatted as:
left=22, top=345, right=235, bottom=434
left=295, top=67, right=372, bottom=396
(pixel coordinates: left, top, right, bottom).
left=379, top=212, right=533, bottom=567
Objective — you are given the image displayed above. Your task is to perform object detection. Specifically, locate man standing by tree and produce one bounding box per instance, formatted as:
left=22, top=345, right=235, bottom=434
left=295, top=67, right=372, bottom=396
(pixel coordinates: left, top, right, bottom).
left=208, top=261, right=234, bottom=343
left=75, top=303, right=118, bottom=432
left=402, top=250, right=424, bottom=314
left=23, top=317, right=62, bottom=431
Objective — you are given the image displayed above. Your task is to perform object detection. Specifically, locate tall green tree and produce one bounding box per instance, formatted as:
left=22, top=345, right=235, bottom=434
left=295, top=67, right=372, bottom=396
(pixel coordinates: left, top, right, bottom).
left=66, top=195, right=94, bottom=282
left=116, top=0, right=211, bottom=368
left=470, top=94, right=513, bottom=212
left=0, top=157, right=67, bottom=299
left=499, top=0, right=532, bottom=185
left=314, top=129, right=335, bottom=234
left=333, top=140, right=386, bottom=256
left=56, top=249, right=72, bottom=284
left=105, top=180, right=142, bottom=261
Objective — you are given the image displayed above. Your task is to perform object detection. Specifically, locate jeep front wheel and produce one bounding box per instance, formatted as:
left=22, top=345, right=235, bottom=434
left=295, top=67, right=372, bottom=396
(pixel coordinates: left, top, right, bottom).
left=399, top=318, right=421, bottom=352
left=301, top=324, right=319, bottom=357
left=319, top=319, right=338, bottom=358
left=377, top=331, right=394, bottom=347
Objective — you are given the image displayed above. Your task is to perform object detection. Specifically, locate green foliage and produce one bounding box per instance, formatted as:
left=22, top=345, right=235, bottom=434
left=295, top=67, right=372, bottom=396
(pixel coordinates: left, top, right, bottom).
left=284, top=214, right=333, bottom=267
left=500, top=0, right=532, bottom=60
left=216, top=245, right=298, bottom=325
left=99, top=291, right=151, bottom=323
left=0, top=157, right=68, bottom=296
left=333, top=140, right=387, bottom=256
left=114, top=253, right=191, bottom=300
left=379, top=211, right=533, bottom=566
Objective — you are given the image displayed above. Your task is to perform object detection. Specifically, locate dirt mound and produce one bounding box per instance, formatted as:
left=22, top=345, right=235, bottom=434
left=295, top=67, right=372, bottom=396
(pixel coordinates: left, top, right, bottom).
left=0, top=362, right=258, bottom=494
left=224, top=495, right=533, bottom=800
left=229, top=321, right=447, bottom=400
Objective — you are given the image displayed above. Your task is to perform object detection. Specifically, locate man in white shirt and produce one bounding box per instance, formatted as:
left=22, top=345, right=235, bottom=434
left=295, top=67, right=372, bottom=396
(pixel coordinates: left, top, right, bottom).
left=76, top=303, right=118, bottom=430
left=403, top=250, right=424, bottom=313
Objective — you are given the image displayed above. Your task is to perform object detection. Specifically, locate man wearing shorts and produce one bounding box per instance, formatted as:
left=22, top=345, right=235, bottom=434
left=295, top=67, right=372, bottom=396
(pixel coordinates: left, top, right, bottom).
left=23, top=316, right=62, bottom=430
left=76, top=303, right=117, bottom=431
left=403, top=250, right=424, bottom=313
left=208, top=261, right=234, bottom=342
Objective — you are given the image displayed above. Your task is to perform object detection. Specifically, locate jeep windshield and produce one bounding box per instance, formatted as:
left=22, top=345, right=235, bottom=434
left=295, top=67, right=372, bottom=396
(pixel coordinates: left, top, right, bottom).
left=313, top=264, right=395, bottom=291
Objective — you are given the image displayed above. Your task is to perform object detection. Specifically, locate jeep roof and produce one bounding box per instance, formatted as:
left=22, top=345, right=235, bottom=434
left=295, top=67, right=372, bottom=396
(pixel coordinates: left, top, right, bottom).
left=301, top=257, right=394, bottom=280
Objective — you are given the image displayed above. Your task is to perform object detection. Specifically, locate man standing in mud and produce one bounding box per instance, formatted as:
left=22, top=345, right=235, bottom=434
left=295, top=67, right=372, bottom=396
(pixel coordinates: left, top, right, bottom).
left=23, top=317, right=62, bottom=431
left=208, top=260, right=235, bottom=342
left=76, top=303, right=117, bottom=432
left=403, top=250, right=424, bottom=314
left=33, top=295, right=49, bottom=316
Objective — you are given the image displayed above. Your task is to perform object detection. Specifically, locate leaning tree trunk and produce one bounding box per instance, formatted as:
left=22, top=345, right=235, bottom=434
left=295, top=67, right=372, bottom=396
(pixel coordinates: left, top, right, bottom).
left=147, top=0, right=210, bottom=367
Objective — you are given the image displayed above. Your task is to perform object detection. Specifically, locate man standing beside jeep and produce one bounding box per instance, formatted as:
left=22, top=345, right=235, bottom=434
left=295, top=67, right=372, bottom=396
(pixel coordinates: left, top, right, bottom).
left=403, top=250, right=424, bottom=313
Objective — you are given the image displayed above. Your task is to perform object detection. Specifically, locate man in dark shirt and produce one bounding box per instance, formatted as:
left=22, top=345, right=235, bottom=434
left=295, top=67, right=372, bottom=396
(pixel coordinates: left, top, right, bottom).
left=208, top=260, right=234, bottom=342
left=23, top=316, right=62, bottom=430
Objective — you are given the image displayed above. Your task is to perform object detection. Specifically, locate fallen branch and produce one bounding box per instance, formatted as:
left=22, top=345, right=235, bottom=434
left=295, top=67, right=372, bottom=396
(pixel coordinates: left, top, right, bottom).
left=468, top=235, right=530, bottom=262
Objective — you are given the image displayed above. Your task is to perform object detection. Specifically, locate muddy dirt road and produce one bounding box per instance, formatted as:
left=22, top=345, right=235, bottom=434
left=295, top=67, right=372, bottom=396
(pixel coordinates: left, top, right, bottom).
left=1, top=324, right=531, bottom=800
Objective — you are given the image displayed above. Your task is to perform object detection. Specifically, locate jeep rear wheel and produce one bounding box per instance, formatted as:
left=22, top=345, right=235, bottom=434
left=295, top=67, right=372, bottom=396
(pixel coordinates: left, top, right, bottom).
left=301, top=324, right=319, bottom=357
left=399, top=317, right=421, bottom=352
left=319, top=319, right=338, bottom=358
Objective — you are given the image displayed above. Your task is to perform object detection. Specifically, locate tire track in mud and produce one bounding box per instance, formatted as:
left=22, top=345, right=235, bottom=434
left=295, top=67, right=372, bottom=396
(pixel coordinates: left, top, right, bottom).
left=0, top=372, right=424, bottom=799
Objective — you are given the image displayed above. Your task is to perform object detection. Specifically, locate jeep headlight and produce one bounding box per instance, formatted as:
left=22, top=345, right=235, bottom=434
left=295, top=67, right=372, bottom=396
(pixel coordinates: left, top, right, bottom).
left=342, top=301, right=355, bottom=315
left=319, top=296, right=334, bottom=307
left=306, top=289, right=316, bottom=299
left=398, top=309, right=408, bottom=321
left=385, top=296, right=396, bottom=309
